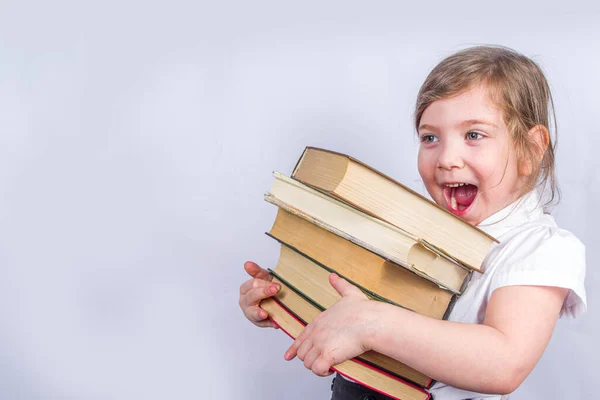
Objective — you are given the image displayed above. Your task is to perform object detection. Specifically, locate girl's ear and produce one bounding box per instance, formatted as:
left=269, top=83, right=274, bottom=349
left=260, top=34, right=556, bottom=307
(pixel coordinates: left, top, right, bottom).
left=518, top=125, right=550, bottom=176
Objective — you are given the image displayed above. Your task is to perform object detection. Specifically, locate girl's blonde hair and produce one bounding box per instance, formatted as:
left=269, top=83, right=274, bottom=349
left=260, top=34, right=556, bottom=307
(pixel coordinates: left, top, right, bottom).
left=415, top=45, right=559, bottom=206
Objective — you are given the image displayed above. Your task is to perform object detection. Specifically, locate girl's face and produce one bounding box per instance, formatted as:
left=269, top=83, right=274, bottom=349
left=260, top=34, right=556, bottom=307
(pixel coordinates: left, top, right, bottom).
left=417, top=85, right=526, bottom=226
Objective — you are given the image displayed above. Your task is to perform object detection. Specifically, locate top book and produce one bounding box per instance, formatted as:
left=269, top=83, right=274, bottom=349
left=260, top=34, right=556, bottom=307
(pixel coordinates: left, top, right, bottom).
left=291, top=147, right=497, bottom=271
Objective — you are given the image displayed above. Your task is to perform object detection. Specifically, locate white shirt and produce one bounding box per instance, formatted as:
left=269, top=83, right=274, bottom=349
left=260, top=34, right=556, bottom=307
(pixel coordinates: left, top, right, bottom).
left=429, top=190, right=587, bottom=400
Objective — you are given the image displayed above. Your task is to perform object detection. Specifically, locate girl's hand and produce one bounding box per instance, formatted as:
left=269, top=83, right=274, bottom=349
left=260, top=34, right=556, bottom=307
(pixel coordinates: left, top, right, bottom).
left=284, top=273, right=377, bottom=376
left=239, top=261, right=281, bottom=328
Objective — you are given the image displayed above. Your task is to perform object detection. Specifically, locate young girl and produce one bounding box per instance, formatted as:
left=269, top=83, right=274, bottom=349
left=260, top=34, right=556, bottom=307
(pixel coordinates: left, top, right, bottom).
left=238, top=46, right=587, bottom=400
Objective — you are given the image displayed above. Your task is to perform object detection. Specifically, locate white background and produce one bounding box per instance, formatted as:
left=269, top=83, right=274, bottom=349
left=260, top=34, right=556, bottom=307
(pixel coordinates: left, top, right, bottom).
left=0, top=1, right=598, bottom=399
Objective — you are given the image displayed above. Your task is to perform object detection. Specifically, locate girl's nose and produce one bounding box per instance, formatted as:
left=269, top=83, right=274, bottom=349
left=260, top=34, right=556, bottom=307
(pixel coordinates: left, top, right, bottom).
left=437, top=142, right=465, bottom=171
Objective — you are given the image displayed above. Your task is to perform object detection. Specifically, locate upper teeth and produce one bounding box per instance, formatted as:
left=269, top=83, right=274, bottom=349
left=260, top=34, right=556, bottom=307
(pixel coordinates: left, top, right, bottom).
left=445, top=183, right=466, bottom=188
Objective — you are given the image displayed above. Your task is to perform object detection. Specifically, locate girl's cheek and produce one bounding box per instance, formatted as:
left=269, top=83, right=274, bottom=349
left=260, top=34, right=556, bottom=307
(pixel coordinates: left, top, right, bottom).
left=417, top=152, right=433, bottom=178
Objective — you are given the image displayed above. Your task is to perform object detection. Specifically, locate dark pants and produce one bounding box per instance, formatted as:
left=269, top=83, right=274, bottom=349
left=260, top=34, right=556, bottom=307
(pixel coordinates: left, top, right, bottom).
left=330, top=374, right=397, bottom=400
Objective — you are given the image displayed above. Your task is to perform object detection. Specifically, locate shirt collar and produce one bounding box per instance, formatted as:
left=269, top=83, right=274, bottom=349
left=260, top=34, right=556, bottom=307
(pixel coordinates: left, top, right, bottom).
left=476, top=189, right=545, bottom=239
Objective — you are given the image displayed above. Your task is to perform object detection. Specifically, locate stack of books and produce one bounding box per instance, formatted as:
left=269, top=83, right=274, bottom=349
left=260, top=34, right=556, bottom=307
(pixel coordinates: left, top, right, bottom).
left=260, top=147, right=497, bottom=400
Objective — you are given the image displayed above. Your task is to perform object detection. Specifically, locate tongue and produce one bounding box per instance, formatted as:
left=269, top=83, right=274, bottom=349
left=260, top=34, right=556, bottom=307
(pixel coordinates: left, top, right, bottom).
left=454, top=185, right=477, bottom=207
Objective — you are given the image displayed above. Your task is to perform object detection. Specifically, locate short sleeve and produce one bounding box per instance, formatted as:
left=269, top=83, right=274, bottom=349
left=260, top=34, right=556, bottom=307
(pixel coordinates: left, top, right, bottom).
left=488, top=228, right=587, bottom=319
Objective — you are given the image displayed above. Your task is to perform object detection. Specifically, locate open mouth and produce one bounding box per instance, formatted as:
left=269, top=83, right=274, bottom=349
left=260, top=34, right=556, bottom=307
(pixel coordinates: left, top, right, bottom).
left=442, top=183, right=478, bottom=217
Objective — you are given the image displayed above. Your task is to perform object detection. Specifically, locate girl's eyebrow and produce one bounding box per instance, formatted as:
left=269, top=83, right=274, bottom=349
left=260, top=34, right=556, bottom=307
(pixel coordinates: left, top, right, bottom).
left=418, top=119, right=498, bottom=132
left=418, top=124, right=439, bottom=132
left=460, top=119, right=498, bottom=128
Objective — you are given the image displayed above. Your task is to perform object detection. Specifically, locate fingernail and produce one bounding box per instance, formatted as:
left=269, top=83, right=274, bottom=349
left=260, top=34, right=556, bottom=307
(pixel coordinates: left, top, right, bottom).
left=269, top=285, right=278, bottom=295
left=259, top=310, right=267, bottom=319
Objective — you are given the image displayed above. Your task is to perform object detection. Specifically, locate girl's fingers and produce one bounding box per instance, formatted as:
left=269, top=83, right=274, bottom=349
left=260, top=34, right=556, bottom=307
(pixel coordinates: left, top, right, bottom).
left=240, top=283, right=281, bottom=309
left=253, top=317, right=277, bottom=329
left=285, top=339, right=300, bottom=361
left=296, top=338, right=313, bottom=362
left=239, top=279, right=253, bottom=296
left=303, top=347, right=321, bottom=371
left=286, top=323, right=313, bottom=360
left=312, top=357, right=335, bottom=377
left=243, top=305, right=267, bottom=324
left=238, top=263, right=281, bottom=330
left=240, top=275, right=279, bottom=297
left=242, top=303, right=280, bottom=329
left=240, top=276, right=265, bottom=296
left=244, top=261, right=272, bottom=281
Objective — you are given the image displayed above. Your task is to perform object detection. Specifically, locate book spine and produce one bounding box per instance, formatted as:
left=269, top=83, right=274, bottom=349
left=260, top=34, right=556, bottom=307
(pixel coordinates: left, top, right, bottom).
left=442, top=293, right=459, bottom=321
left=290, top=146, right=309, bottom=177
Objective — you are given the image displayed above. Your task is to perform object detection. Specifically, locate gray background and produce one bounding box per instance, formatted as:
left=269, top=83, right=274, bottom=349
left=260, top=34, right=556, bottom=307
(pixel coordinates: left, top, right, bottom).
left=0, top=1, right=598, bottom=399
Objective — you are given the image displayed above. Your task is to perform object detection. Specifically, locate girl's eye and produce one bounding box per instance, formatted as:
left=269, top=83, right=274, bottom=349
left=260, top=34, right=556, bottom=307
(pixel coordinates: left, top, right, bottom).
left=420, top=134, right=438, bottom=143
left=466, top=131, right=483, bottom=140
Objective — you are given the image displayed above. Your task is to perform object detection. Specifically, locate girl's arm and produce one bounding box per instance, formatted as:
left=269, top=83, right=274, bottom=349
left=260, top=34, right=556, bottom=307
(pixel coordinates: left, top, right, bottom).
left=368, top=284, right=567, bottom=394
left=285, top=274, right=567, bottom=395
